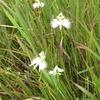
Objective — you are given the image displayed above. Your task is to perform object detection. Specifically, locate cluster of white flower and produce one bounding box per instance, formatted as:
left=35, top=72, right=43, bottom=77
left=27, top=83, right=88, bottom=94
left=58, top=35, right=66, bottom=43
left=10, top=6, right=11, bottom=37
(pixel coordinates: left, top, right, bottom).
left=33, top=0, right=71, bottom=30
left=30, top=51, right=64, bottom=75
left=30, top=0, right=71, bottom=75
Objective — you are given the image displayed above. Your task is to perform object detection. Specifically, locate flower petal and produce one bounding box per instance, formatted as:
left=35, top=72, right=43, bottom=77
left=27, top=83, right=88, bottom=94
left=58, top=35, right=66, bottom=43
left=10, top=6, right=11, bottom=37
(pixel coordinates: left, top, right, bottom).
left=29, top=57, right=41, bottom=66
left=40, top=2, right=44, bottom=7
left=57, top=67, right=64, bottom=72
left=33, top=2, right=40, bottom=8
left=51, top=19, right=59, bottom=29
left=39, top=61, right=47, bottom=72
left=62, top=18, right=71, bottom=29
left=39, top=51, right=46, bottom=60
left=49, top=71, right=55, bottom=75
left=57, top=12, right=65, bottom=20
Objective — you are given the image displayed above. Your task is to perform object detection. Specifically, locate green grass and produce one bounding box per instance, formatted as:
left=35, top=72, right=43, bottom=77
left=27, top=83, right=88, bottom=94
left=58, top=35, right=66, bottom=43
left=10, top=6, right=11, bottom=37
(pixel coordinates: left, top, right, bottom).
left=0, top=0, right=100, bottom=100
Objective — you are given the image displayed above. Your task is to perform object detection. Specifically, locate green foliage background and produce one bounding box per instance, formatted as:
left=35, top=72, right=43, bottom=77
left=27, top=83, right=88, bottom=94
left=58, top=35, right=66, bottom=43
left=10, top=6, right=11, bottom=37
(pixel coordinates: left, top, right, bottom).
left=0, top=0, right=100, bottom=100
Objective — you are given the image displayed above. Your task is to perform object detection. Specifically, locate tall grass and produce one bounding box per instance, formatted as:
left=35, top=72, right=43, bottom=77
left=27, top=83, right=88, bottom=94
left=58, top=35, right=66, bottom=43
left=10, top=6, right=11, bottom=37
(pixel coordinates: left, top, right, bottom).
left=0, top=0, right=100, bottom=100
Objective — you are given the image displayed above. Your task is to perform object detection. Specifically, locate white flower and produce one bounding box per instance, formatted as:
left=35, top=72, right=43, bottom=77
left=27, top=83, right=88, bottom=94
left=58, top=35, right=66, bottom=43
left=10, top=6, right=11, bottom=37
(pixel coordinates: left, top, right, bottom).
left=29, top=51, right=47, bottom=72
left=39, top=51, right=46, bottom=60
left=33, top=0, right=44, bottom=8
left=51, top=12, right=71, bottom=30
left=49, top=66, right=64, bottom=75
